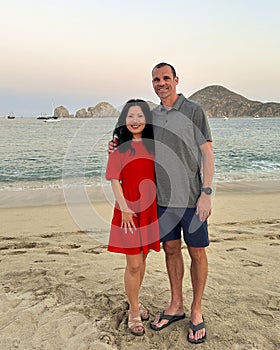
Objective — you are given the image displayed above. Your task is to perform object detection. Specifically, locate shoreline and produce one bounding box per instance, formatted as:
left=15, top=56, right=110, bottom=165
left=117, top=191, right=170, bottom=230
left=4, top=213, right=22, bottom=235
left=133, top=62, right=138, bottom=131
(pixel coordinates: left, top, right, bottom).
left=1, top=179, right=280, bottom=208
left=1, top=179, right=279, bottom=236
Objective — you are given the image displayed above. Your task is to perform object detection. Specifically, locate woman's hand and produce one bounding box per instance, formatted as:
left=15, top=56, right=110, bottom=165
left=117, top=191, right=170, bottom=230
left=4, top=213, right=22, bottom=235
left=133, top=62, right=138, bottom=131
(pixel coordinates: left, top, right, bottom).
left=121, top=208, right=137, bottom=234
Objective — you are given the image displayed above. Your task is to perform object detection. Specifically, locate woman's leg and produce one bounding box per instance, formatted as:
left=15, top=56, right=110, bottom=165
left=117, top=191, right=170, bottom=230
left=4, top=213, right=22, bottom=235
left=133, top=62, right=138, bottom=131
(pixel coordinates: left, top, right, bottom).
left=125, top=253, right=144, bottom=312
left=125, top=253, right=145, bottom=333
left=139, top=254, right=147, bottom=288
left=138, top=254, right=149, bottom=319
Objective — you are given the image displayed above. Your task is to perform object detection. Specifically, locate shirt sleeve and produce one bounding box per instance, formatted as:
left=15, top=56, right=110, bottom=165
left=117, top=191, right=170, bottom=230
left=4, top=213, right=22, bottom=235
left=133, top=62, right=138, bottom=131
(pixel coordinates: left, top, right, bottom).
left=105, top=150, right=122, bottom=180
left=193, top=106, right=212, bottom=145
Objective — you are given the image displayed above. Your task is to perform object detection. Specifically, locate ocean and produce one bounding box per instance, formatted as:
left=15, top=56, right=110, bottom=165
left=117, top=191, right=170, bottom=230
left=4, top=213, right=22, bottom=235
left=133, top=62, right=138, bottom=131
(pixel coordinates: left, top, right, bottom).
left=0, top=116, right=279, bottom=193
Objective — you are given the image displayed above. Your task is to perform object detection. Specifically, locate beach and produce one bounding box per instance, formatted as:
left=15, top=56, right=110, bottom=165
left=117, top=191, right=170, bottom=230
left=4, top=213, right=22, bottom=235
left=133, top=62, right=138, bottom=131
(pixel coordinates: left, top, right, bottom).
left=0, top=181, right=280, bottom=349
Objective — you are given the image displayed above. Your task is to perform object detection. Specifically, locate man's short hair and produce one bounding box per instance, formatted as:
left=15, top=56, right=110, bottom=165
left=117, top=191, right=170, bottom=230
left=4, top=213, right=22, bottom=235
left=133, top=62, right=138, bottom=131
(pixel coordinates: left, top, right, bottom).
left=152, top=62, right=177, bottom=78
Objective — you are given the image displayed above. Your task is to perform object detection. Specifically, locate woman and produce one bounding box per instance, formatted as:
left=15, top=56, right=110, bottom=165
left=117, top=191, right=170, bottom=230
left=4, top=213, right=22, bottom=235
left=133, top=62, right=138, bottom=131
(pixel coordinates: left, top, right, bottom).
left=106, top=99, right=160, bottom=336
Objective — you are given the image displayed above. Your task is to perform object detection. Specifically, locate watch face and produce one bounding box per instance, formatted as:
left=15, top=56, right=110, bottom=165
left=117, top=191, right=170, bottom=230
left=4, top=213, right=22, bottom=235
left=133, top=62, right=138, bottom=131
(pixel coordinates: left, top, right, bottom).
left=202, top=187, right=212, bottom=195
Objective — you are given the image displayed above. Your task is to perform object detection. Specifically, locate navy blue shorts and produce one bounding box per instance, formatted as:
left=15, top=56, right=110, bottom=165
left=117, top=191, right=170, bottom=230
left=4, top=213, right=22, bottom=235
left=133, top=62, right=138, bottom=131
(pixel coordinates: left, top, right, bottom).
left=157, top=206, right=209, bottom=248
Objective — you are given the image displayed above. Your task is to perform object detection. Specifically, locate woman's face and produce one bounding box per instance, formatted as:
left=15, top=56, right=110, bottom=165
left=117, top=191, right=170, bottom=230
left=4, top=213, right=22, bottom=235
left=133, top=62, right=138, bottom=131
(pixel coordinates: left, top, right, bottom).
left=126, top=106, right=146, bottom=138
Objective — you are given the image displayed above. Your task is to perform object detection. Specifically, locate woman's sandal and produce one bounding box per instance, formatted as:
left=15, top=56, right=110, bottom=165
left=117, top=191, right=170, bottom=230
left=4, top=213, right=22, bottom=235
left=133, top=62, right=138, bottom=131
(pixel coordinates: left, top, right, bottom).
left=139, top=303, right=150, bottom=321
left=128, top=314, right=145, bottom=336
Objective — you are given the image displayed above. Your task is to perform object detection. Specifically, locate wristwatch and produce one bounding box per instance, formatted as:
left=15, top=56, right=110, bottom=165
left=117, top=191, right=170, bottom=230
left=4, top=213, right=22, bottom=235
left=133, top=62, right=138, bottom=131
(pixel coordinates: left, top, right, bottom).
left=201, top=187, right=212, bottom=195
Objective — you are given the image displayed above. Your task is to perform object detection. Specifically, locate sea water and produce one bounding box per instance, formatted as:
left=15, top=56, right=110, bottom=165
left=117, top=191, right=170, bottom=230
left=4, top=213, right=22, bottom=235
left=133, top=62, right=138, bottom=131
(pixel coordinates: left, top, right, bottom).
left=0, top=117, right=279, bottom=192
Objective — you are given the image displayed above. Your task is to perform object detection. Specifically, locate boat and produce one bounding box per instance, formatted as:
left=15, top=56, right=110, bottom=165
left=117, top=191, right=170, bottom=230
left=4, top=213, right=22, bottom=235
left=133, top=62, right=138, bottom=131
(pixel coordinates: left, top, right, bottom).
left=7, top=112, right=15, bottom=119
left=43, top=117, right=61, bottom=123
left=38, top=102, right=59, bottom=122
left=223, top=116, right=229, bottom=121
left=37, top=113, right=49, bottom=120
left=253, top=115, right=261, bottom=119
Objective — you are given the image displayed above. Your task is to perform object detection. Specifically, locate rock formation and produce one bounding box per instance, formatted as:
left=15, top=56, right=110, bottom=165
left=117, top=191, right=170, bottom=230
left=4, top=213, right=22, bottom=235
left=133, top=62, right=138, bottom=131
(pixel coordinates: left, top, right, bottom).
left=87, top=102, right=119, bottom=117
left=52, top=88, right=280, bottom=119
left=146, top=101, right=158, bottom=110
left=75, top=108, right=88, bottom=118
left=54, top=106, right=70, bottom=118
left=189, top=85, right=280, bottom=117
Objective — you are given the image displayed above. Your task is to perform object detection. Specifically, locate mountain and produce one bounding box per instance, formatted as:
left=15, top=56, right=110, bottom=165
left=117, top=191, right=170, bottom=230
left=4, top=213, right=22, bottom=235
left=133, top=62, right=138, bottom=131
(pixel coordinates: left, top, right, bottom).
left=188, top=85, right=280, bottom=117
left=146, top=101, right=158, bottom=110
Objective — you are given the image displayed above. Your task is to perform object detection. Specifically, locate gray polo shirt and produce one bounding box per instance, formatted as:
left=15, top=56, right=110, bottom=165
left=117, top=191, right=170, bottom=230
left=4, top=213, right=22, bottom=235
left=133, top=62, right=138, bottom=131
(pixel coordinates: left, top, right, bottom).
left=152, top=94, right=212, bottom=208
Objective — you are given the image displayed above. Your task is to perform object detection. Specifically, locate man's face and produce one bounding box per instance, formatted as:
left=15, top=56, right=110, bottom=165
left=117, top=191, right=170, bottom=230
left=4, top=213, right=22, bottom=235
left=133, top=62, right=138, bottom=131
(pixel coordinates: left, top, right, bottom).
left=152, top=65, right=179, bottom=101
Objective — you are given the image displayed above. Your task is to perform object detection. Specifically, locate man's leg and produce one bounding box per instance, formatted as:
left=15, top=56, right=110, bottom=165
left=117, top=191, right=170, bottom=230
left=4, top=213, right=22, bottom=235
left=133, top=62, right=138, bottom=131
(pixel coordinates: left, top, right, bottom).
left=187, top=246, right=208, bottom=342
left=152, top=239, right=185, bottom=328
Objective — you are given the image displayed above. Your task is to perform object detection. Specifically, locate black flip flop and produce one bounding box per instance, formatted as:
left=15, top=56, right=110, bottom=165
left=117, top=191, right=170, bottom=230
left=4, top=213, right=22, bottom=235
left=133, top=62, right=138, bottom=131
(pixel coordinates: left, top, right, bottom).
left=187, top=318, right=206, bottom=344
left=150, top=311, right=186, bottom=331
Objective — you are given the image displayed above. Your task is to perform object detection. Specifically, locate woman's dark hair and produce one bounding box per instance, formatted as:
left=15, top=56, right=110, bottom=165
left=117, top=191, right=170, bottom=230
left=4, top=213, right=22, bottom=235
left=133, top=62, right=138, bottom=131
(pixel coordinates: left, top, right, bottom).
left=113, top=99, right=154, bottom=155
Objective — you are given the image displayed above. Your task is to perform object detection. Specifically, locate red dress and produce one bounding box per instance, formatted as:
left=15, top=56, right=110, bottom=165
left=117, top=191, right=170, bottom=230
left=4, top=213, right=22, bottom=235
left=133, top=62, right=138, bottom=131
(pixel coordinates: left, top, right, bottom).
left=106, top=140, right=160, bottom=255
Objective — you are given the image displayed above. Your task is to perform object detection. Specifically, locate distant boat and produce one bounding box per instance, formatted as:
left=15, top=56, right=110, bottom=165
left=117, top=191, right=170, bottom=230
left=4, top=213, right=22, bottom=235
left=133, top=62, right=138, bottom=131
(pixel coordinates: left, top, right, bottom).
left=253, top=115, right=261, bottom=119
left=37, top=112, right=61, bottom=122
left=7, top=112, right=15, bottom=119
left=37, top=113, right=49, bottom=120
left=38, top=101, right=57, bottom=121
left=43, top=117, right=61, bottom=123
left=223, top=116, right=229, bottom=120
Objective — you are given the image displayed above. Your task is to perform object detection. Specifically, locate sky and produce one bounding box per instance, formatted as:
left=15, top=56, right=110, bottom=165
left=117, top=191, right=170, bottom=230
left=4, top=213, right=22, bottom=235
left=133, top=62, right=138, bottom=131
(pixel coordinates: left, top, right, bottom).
left=1, top=0, right=280, bottom=116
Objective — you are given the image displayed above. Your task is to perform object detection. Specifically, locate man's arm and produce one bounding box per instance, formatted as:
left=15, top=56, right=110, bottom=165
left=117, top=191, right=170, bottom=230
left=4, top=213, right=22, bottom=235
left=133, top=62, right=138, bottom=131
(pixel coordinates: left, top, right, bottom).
left=196, top=141, right=214, bottom=222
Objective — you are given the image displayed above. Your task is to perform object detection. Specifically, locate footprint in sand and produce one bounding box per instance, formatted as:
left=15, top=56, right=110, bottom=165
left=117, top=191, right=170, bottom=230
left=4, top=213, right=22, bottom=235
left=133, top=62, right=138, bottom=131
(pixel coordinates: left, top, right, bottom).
left=267, top=295, right=280, bottom=311
left=210, top=238, right=223, bottom=243
left=47, top=250, right=69, bottom=255
left=82, top=246, right=107, bottom=254
left=61, top=244, right=81, bottom=249
left=41, top=233, right=56, bottom=238
left=8, top=250, right=27, bottom=255
left=241, top=259, right=262, bottom=267
left=226, top=247, right=247, bottom=252
left=264, top=233, right=280, bottom=240
left=224, top=237, right=238, bottom=241
left=1, top=241, right=49, bottom=255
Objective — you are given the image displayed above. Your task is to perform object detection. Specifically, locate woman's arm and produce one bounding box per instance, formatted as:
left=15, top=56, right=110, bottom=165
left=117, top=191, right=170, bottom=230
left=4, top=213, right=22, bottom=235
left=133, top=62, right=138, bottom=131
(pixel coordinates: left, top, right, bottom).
left=111, top=179, right=136, bottom=233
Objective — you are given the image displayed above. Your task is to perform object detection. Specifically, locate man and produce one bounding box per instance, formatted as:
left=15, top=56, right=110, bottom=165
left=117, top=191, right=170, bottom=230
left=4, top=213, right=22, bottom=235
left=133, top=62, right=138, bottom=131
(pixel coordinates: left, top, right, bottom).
left=109, top=62, right=214, bottom=343
left=149, top=63, right=214, bottom=344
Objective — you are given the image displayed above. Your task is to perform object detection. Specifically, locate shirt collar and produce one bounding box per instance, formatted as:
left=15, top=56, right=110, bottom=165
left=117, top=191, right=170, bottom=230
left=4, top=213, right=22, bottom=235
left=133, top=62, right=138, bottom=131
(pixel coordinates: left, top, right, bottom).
left=158, top=93, right=185, bottom=112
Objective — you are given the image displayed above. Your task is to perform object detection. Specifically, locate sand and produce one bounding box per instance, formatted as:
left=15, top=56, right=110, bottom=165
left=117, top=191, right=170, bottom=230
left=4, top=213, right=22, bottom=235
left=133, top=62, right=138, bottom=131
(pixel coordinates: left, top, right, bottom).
left=0, top=181, right=279, bottom=349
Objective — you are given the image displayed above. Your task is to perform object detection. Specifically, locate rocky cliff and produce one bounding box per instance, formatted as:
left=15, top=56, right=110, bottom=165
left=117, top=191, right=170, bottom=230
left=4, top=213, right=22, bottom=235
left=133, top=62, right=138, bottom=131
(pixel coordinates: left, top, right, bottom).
left=75, top=102, right=119, bottom=118
left=87, top=102, right=120, bottom=117
left=146, top=101, right=158, bottom=110
left=58, top=101, right=159, bottom=118
left=189, top=85, right=280, bottom=117
left=54, top=106, right=70, bottom=118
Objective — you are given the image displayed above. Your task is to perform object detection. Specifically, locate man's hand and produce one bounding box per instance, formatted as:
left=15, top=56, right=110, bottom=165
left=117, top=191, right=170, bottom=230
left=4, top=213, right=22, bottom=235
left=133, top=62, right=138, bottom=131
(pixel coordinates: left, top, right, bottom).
left=108, top=140, right=116, bottom=154
left=196, top=193, right=212, bottom=222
